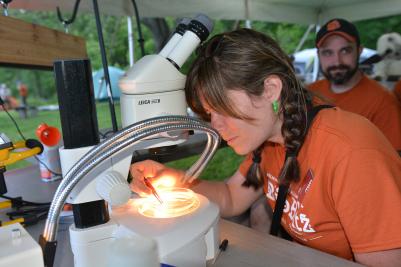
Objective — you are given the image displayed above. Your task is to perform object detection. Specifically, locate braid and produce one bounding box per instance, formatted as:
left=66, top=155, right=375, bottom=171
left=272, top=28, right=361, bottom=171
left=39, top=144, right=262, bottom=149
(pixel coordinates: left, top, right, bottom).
left=242, top=147, right=263, bottom=190
left=278, top=82, right=312, bottom=186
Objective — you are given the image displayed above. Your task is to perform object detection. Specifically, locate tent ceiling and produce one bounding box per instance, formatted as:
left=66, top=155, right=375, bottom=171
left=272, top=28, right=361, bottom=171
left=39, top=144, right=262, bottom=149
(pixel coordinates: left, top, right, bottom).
left=7, top=0, right=401, bottom=25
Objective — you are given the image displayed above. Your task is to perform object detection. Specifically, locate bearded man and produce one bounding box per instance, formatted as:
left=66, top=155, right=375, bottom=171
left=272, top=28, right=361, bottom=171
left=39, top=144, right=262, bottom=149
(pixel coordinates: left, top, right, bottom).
left=308, top=18, right=401, bottom=153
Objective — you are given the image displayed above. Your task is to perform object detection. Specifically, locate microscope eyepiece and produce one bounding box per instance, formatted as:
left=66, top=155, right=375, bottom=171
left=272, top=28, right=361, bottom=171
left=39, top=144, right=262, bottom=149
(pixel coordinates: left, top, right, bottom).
left=175, top=17, right=191, bottom=35
left=187, top=14, right=213, bottom=42
left=158, top=17, right=191, bottom=58
left=166, top=13, right=214, bottom=69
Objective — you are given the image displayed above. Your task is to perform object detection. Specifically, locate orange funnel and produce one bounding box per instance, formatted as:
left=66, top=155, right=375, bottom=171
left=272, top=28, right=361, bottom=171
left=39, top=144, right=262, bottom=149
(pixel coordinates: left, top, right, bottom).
left=36, top=123, right=61, bottom=146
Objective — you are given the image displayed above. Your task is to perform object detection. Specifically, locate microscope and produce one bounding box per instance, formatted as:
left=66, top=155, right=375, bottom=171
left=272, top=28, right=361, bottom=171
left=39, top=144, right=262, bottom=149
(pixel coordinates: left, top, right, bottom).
left=36, top=14, right=222, bottom=267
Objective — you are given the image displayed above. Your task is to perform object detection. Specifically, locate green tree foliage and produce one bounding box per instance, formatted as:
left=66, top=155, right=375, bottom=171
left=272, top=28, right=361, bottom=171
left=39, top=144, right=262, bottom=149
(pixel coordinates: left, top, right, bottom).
left=1, top=9, right=401, bottom=103
left=250, top=21, right=315, bottom=54
left=355, top=16, right=401, bottom=49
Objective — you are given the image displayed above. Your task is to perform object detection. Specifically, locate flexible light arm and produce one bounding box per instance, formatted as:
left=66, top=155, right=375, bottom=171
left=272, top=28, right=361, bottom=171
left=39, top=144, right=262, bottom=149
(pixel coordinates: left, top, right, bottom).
left=40, top=116, right=220, bottom=267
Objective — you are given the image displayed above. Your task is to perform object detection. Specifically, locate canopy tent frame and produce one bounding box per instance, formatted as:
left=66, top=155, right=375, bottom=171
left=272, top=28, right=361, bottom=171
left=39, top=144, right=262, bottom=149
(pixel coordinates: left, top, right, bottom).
left=6, top=0, right=401, bottom=26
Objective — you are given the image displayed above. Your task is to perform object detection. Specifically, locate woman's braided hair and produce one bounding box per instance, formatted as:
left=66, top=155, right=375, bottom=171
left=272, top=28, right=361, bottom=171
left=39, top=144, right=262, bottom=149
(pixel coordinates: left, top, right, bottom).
left=185, top=28, right=313, bottom=188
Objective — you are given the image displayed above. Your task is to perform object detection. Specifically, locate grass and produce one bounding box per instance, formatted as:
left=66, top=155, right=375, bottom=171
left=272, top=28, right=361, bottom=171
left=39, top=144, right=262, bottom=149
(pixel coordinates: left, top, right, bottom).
left=1, top=101, right=243, bottom=180
left=0, top=101, right=122, bottom=140
left=0, top=101, right=122, bottom=169
left=166, top=146, right=244, bottom=181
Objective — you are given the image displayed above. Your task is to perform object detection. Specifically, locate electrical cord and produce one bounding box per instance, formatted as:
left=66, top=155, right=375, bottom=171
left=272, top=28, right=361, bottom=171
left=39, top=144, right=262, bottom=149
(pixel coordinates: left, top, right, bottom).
left=130, top=0, right=146, bottom=57
left=102, top=130, right=115, bottom=138
left=0, top=195, right=50, bottom=226
left=0, top=194, right=51, bottom=226
left=8, top=206, right=49, bottom=217
left=7, top=211, right=49, bottom=226
left=98, top=131, right=106, bottom=139
left=1, top=100, right=26, bottom=140
left=34, top=155, right=62, bottom=176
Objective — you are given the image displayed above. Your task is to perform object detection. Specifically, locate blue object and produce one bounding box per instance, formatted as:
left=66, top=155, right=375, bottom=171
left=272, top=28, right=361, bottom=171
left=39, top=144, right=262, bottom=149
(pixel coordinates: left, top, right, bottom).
left=161, top=264, right=176, bottom=267
left=92, top=66, right=124, bottom=100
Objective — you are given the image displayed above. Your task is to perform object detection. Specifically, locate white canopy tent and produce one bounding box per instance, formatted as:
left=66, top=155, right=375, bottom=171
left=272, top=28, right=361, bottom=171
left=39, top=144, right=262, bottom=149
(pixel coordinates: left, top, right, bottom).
left=7, top=0, right=401, bottom=24
left=5, top=0, right=400, bottom=82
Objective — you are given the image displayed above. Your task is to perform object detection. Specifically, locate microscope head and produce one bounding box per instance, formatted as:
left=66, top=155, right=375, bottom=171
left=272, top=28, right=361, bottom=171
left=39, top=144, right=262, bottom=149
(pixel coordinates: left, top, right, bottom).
left=119, top=14, right=214, bottom=128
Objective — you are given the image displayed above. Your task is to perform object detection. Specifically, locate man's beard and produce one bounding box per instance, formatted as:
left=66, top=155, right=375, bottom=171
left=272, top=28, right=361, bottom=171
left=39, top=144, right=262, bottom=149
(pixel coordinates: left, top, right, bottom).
left=322, top=64, right=358, bottom=85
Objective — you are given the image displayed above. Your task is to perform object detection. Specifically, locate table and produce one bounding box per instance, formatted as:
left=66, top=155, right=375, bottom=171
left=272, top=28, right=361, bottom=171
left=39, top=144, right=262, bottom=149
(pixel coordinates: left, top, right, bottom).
left=215, top=219, right=361, bottom=267
left=3, top=165, right=362, bottom=267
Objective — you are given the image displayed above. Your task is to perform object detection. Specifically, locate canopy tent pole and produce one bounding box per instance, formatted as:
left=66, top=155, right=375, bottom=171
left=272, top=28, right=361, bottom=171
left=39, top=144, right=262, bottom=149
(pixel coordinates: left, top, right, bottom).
left=312, top=24, right=321, bottom=82
left=244, top=0, right=251, bottom=29
left=127, top=16, right=135, bottom=66
left=92, top=0, right=119, bottom=132
left=294, top=24, right=315, bottom=53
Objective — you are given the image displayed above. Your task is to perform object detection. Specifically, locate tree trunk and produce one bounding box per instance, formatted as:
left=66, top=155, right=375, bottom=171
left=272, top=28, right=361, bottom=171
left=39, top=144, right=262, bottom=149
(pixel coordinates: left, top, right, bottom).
left=142, top=18, right=171, bottom=53
left=32, top=71, right=43, bottom=99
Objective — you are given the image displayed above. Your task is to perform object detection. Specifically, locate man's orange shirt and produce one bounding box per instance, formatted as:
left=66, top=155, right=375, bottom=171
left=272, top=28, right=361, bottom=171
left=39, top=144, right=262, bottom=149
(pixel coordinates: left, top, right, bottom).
left=394, top=80, right=401, bottom=103
left=308, top=75, right=401, bottom=150
left=239, top=108, right=401, bottom=260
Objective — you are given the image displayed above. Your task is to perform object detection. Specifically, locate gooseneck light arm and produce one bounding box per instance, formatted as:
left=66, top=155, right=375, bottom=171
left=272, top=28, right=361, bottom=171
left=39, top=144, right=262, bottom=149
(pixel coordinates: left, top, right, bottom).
left=40, top=116, right=220, bottom=267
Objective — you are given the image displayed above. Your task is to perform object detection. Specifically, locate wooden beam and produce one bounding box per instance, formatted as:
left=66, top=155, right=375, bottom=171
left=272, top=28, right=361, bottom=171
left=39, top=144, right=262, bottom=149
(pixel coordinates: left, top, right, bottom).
left=0, top=15, right=87, bottom=70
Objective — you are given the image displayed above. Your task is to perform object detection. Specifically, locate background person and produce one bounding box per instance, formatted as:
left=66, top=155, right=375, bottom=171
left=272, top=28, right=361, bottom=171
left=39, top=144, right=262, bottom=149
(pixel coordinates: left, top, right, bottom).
left=308, top=18, right=401, bottom=153
left=0, top=83, right=11, bottom=108
left=130, top=29, right=401, bottom=267
left=16, top=81, right=29, bottom=118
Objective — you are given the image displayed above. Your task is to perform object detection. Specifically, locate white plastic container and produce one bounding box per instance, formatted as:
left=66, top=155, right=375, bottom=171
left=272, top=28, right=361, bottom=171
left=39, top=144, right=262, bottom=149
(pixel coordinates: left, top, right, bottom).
left=35, top=123, right=62, bottom=182
left=37, top=144, right=62, bottom=182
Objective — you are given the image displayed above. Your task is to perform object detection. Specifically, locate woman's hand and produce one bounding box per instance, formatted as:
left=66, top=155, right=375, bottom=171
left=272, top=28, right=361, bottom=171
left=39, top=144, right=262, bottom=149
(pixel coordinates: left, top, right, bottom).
left=129, top=160, right=184, bottom=196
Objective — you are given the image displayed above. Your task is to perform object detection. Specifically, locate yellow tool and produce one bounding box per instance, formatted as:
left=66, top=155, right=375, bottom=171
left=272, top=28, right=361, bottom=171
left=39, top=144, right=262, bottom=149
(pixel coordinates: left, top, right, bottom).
left=0, top=217, right=24, bottom=226
left=0, top=133, right=43, bottom=195
left=0, top=134, right=43, bottom=166
left=0, top=133, right=46, bottom=228
left=0, top=200, right=12, bottom=210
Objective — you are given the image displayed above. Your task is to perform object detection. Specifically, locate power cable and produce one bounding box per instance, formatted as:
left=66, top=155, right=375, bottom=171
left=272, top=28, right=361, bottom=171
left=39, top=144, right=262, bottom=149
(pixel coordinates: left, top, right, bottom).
left=130, top=0, right=146, bottom=57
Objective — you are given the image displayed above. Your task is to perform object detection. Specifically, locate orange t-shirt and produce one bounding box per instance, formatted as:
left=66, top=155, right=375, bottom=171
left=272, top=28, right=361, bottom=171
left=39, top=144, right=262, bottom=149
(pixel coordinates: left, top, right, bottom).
left=18, top=84, right=28, bottom=97
left=239, top=108, right=401, bottom=260
left=308, top=75, right=401, bottom=150
left=394, top=80, right=401, bottom=103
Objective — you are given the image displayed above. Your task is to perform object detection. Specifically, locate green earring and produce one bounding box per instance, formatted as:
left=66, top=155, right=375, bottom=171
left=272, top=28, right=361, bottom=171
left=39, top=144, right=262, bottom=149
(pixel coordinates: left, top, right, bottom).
left=272, top=100, right=279, bottom=114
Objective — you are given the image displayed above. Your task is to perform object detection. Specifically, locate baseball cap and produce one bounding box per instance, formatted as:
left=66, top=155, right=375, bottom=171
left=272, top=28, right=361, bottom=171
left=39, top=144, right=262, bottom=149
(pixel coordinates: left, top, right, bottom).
left=315, top=18, right=360, bottom=48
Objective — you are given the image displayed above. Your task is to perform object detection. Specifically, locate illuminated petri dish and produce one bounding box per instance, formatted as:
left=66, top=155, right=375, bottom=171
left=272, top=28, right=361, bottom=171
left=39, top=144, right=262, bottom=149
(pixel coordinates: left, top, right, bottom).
left=137, top=188, right=200, bottom=218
